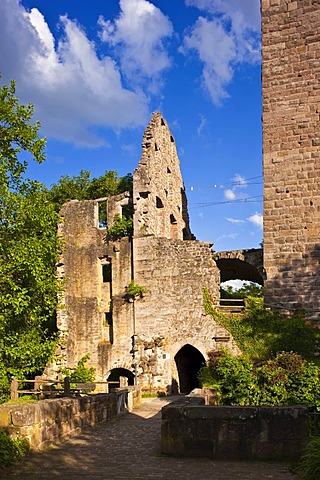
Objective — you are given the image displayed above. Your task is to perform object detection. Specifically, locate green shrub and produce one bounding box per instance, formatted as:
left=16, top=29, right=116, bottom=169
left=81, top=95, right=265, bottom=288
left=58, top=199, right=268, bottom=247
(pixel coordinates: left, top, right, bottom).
left=200, top=350, right=320, bottom=407
left=108, top=214, right=133, bottom=240
left=0, top=430, right=29, bottom=466
left=126, top=280, right=147, bottom=300
left=203, top=289, right=319, bottom=362
left=61, top=354, right=95, bottom=383
left=297, top=436, right=320, bottom=480
left=253, top=352, right=320, bottom=407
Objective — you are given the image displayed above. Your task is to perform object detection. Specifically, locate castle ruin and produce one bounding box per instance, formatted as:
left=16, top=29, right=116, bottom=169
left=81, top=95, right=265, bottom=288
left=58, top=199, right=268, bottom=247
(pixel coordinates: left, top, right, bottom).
left=47, top=0, right=320, bottom=391
left=51, top=113, right=239, bottom=393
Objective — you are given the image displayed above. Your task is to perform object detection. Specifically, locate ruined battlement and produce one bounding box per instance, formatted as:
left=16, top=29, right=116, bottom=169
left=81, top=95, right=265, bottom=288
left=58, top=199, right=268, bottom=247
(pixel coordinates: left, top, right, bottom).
left=133, top=112, right=193, bottom=240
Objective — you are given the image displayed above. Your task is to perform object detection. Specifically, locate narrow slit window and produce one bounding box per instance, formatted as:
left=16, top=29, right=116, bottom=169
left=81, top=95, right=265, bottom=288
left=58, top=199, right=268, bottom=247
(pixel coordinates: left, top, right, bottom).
left=156, top=196, right=164, bottom=208
left=98, top=201, right=108, bottom=228
left=102, top=262, right=112, bottom=283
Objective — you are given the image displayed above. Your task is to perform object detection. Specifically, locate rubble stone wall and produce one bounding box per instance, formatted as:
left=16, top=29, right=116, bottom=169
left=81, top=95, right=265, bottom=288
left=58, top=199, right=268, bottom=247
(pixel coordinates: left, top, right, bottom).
left=133, top=112, right=193, bottom=240
left=133, top=236, right=238, bottom=390
left=48, top=200, right=134, bottom=381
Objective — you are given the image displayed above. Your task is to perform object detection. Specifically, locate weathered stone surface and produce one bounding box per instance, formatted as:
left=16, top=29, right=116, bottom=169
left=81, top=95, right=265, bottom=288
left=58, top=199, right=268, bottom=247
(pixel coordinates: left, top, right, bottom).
left=0, top=388, right=141, bottom=450
left=262, top=0, right=320, bottom=319
left=161, top=402, right=309, bottom=460
left=46, top=112, right=225, bottom=393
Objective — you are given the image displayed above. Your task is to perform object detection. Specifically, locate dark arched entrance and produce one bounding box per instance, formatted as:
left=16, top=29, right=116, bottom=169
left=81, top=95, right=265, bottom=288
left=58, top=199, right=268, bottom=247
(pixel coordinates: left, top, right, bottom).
left=107, top=368, right=134, bottom=389
left=174, top=344, right=205, bottom=394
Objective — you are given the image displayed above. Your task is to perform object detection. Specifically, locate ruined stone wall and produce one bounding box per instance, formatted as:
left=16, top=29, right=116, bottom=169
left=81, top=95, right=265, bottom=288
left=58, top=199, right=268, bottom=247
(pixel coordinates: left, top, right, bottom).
left=262, top=0, right=320, bottom=318
left=132, top=236, right=236, bottom=390
left=49, top=199, right=134, bottom=381
left=49, top=112, right=227, bottom=393
left=133, top=112, right=193, bottom=240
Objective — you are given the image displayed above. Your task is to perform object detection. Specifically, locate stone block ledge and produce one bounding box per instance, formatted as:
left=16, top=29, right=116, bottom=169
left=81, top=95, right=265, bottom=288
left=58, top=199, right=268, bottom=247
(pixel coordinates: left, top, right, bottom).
left=0, top=387, right=141, bottom=451
left=161, top=401, right=309, bottom=460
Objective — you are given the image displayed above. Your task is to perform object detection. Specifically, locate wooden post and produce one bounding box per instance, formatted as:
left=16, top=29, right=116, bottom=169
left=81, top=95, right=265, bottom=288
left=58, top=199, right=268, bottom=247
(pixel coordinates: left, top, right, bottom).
left=11, top=378, right=18, bottom=400
left=64, top=376, right=71, bottom=397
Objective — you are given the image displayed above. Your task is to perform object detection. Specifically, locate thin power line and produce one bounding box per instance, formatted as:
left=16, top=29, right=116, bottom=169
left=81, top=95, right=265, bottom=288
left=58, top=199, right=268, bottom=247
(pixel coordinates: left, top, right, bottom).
left=190, top=195, right=263, bottom=209
left=189, top=175, right=263, bottom=191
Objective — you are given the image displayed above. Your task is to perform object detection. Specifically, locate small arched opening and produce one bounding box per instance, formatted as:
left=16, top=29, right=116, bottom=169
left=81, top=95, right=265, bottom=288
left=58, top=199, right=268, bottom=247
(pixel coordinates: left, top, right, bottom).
left=174, top=344, right=205, bottom=394
left=107, top=368, right=134, bottom=389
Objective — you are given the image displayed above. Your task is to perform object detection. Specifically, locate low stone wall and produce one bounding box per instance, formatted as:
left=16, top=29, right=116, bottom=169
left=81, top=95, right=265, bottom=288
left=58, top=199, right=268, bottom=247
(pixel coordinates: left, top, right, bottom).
left=161, top=398, right=309, bottom=460
left=0, top=387, right=141, bottom=451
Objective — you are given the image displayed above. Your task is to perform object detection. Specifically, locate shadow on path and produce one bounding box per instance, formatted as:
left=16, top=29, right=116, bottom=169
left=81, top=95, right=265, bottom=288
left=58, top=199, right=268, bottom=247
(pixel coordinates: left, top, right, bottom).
left=2, top=396, right=299, bottom=480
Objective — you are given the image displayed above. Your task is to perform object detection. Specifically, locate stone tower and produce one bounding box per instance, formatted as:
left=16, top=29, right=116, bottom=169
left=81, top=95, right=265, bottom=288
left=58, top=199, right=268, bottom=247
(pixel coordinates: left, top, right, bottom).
left=262, top=0, right=320, bottom=319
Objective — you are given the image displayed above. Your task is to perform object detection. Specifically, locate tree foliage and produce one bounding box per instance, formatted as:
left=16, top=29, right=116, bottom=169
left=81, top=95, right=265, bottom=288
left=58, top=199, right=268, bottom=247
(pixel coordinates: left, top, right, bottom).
left=199, top=350, right=320, bottom=407
left=220, top=281, right=263, bottom=299
left=0, top=79, right=59, bottom=403
left=61, top=354, right=95, bottom=383
left=0, top=79, right=45, bottom=195
left=204, top=291, right=318, bottom=361
left=49, top=169, right=133, bottom=211
left=108, top=213, right=133, bottom=240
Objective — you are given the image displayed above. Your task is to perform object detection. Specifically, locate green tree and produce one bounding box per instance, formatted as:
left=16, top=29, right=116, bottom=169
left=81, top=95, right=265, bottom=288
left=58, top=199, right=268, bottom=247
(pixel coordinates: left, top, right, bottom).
left=49, top=170, right=133, bottom=211
left=0, top=79, right=45, bottom=195
left=0, top=79, right=59, bottom=402
left=220, top=281, right=263, bottom=299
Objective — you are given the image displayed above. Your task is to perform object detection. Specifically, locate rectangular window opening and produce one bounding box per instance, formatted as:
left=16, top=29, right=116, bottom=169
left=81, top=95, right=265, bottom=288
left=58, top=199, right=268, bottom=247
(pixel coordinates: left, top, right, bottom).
left=102, top=262, right=112, bottom=283
left=98, top=201, right=108, bottom=228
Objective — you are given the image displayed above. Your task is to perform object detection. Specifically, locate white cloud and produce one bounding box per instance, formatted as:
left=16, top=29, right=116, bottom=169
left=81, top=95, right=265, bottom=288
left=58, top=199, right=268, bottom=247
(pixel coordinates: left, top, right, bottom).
left=232, top=174, right=247, bottom=188
left=0, top=0, right=148, bottom=146
left=247, top=212, right=263, bottom=229
left=197, top=113, right=207, bottom=136
left=224, top=189, right=236, bottom=200
left=221, top=279, right=245, bottom=290
left=98, top=0, right=173, bottom=88
left=185, top=0, right=261, bottom=33
left=226, top=218, right=245, bottom=224
left=218, top=233, right=239, bottom=240
left=182, top=0, right=260, bottom=104
left=224, top=174, right=248, bottom=200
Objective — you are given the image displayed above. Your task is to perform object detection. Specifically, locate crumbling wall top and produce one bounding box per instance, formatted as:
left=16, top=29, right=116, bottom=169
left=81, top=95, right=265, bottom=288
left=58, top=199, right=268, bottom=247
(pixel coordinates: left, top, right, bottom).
left=133, top=112, right=193, bottom=240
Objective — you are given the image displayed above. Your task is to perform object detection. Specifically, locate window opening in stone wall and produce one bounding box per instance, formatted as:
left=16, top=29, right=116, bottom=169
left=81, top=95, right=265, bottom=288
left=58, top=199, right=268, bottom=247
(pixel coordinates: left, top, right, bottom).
left=102, top=262, right=112, bottom=283
left=139, top=191, right=149, bottom=199
left=170, top=214, right=178, bottom=239
left=167, top=167, right=171, bottom=174
left=105, top=312, right=113, bottom=344
left=155, top=143, right=159, bottom=151
left=161, top=118, right=165, bottom=126
left=121, top=203, right=133, bottom=219
left=156, top=196, right=164, bottom=208
left=98, top=200, right=108, bottom=228
left=170, top=135, right=175, bottom=143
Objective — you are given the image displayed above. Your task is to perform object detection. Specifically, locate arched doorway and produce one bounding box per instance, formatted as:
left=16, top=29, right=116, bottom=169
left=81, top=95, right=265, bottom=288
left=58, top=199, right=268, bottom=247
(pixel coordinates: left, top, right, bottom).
left=174, top=344, right=205, bottom=394
left=107, top=368, right=134, bottom=389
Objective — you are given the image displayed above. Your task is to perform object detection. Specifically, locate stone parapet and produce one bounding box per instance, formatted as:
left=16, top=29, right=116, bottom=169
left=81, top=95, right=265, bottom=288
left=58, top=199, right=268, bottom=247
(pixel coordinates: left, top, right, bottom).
left=0, top=388, right=141, bottom=451
left=161, top=400, right=309, bottom=460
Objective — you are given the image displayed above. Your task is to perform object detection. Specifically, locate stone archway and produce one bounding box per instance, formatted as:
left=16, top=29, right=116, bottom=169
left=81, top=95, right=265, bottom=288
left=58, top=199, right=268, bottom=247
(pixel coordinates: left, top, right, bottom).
left=107, top=368, right=135, bottom=388
left=215, top=248, right=264, bottom=285
left=174, top=344, right=205, bottom=394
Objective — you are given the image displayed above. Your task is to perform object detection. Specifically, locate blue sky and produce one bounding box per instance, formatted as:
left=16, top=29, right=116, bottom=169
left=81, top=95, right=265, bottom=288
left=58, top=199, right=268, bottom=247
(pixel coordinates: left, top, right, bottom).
left=0, top=0, right=263, bottom=252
